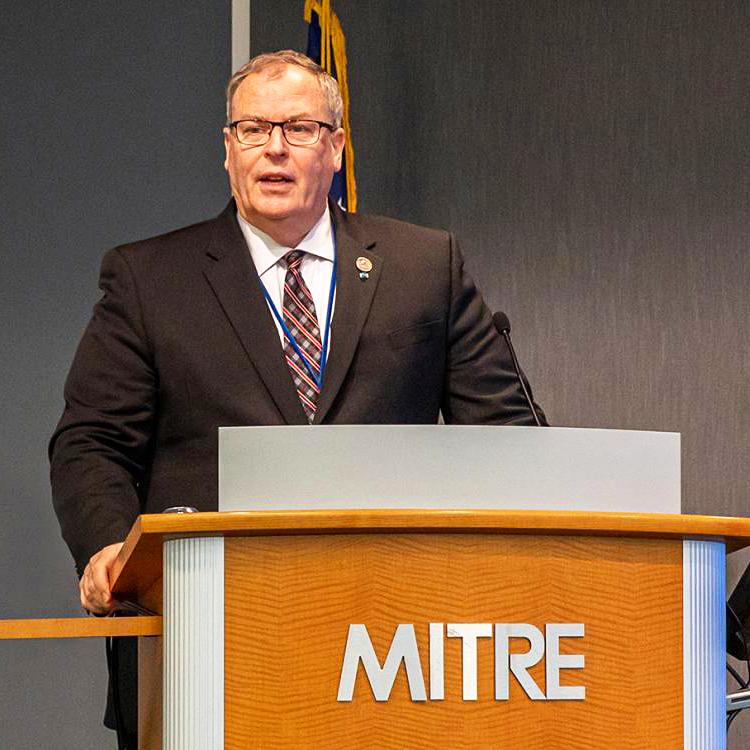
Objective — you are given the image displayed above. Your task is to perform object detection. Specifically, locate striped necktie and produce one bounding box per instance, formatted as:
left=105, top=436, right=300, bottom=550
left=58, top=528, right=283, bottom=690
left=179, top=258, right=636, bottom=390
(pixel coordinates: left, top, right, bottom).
left=282, top=250, right=322, bottom=422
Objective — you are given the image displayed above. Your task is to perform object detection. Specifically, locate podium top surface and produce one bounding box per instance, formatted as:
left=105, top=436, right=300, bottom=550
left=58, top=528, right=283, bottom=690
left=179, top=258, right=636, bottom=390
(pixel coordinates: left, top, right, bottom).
left=111, top=508, right=750, bottom=600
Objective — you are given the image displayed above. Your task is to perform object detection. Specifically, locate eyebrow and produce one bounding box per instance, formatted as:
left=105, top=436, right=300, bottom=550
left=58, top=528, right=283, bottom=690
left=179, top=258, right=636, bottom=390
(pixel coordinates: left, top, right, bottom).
left=233, top=113, right=315, bottom=122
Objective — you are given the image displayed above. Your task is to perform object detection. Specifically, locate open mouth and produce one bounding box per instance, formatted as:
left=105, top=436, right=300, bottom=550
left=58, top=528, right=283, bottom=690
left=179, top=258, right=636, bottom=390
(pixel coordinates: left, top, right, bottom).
left=259, top=175, right=293, bottom=183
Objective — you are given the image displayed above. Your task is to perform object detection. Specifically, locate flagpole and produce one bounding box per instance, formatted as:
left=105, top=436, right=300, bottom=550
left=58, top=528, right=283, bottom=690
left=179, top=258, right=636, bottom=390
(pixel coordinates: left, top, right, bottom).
left=231, top=0, right=251, bottom=72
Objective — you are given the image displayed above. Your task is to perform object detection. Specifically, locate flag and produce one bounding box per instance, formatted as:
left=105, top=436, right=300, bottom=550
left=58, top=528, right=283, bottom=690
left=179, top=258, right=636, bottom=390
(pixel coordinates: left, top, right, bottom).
left=304, top=0, right=357, bottom=212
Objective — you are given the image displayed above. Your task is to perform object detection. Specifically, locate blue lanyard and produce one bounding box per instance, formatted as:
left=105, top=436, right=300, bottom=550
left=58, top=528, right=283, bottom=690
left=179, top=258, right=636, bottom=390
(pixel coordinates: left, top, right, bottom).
left=261, top=237, right=337, bottom=391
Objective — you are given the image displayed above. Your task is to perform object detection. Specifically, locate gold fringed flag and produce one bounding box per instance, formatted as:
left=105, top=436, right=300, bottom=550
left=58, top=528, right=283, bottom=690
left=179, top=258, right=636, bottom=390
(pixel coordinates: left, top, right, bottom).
left=304, top=0, right=357, bottom=212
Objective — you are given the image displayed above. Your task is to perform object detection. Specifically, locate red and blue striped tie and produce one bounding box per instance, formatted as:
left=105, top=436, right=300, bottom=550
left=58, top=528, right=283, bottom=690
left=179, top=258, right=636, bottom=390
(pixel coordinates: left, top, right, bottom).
left=282, top=250, right=322, bottom=422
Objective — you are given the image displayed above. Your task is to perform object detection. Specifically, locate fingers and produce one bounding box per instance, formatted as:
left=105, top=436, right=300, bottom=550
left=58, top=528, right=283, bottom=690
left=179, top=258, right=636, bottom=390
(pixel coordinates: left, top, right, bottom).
left=79, top=542, right=124, bottom=615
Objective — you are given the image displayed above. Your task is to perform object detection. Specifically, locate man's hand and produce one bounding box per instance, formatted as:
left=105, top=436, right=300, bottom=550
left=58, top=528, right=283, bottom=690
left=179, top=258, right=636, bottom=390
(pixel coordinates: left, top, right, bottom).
left=80, top=542, right=124, bottom=614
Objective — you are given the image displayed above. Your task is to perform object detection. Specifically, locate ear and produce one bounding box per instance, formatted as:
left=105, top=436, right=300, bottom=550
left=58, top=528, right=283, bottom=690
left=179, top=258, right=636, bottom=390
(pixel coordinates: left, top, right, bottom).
left=331, top=127, right=345, bottom=172
left=222, top=127, right=232, bottom=171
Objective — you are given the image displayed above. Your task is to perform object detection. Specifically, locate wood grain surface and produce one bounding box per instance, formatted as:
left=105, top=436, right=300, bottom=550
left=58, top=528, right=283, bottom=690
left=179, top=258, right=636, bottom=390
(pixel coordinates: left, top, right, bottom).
left=0, top=615, right=162, bottom=639
left=224, top=533, right=682, bottom=749
left=109, top=507, right=750, bottom=603
left=139, top=635, right=163, bottom=750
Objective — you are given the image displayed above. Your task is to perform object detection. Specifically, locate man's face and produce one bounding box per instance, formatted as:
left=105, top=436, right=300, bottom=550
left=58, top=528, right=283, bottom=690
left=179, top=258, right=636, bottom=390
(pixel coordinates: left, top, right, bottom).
left=223, top=65, right=345, bottom=244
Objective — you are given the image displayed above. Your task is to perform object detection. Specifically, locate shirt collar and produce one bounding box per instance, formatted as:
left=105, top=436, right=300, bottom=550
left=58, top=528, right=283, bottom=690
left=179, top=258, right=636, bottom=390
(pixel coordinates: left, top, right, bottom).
left=237, top=208, right=334, bottom=278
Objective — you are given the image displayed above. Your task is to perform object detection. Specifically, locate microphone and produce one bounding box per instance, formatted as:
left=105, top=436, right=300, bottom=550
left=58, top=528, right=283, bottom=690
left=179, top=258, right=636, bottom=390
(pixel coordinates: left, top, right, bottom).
left=492, top=311, right=543, bottom=427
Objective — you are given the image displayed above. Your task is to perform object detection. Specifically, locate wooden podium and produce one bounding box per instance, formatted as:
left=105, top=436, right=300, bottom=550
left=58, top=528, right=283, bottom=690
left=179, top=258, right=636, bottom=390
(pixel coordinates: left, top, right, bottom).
left=109, top=508, right=750, bottom=750
left=1, top=427, right=746, bottom=748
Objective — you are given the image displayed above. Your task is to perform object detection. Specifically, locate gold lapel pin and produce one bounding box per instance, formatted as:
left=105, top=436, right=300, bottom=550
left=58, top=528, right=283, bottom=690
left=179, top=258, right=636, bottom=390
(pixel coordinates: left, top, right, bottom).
left=356, top=256, right=373, bottom=273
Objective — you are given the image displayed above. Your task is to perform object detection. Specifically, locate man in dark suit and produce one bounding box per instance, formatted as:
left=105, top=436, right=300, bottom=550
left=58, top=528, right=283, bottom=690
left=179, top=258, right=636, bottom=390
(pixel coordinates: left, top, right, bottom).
left=50, top=50, right=544, bottom=744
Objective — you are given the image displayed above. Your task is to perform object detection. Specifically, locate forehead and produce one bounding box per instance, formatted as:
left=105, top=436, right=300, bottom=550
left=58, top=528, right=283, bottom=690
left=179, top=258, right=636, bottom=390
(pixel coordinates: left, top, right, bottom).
left=231, top=65, right=326, bottom=119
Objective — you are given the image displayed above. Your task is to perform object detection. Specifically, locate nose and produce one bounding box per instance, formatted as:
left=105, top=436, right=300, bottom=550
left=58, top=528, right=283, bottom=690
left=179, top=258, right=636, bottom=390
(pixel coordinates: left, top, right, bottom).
left=264, top=124, right=289, bottom=156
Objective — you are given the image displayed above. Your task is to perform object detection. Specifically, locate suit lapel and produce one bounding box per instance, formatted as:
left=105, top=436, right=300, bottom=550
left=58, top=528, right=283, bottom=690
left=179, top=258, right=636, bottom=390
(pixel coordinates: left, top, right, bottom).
left=202, top=203, right=308, bottom=425
left=314, top=206, right=382, bottom=423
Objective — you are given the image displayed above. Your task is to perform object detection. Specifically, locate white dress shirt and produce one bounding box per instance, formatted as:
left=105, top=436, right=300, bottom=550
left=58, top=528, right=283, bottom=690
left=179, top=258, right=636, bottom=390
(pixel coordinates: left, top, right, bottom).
left=237, top=209, right=336, bottom=354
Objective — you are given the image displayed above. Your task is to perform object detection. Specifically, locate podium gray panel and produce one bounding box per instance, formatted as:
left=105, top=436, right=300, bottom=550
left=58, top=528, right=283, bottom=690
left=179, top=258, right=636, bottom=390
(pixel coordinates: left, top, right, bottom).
left=218, top=425, right=680, bottom=513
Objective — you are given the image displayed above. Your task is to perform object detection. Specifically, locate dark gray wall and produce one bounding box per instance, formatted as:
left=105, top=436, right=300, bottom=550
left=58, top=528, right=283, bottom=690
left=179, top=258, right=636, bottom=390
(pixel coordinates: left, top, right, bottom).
left=251, top=0, right=750, bottom=744
left=0, top=2, right=229, bottom=747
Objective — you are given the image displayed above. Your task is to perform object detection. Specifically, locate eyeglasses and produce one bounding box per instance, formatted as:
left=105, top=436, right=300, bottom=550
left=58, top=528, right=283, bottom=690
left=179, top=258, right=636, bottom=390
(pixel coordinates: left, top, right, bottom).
left=229, top=119, right=335, bottom=146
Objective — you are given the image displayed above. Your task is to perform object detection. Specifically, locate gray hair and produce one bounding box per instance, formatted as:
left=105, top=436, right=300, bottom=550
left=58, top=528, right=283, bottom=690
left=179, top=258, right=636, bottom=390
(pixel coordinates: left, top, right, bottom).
left=226, top=49, right=343, bottom=128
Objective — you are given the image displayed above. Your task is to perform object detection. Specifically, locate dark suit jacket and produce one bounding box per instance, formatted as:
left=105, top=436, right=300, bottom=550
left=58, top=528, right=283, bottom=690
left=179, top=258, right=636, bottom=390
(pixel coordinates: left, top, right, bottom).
left=50, top=201, right=544, bottom=576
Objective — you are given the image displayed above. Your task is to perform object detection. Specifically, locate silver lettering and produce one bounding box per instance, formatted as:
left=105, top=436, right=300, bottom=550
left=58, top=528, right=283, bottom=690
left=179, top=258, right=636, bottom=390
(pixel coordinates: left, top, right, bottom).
left=495, top=623, right=546, bottom=700
left=338, top=621, right=586, bottom=703
left=429, top=622, right=444, bottom=700
left=545, top=623, right=585, bottom=700
left=447, top=623, right=493, bottom=700
left=337, top=623, right=427, bottom=702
